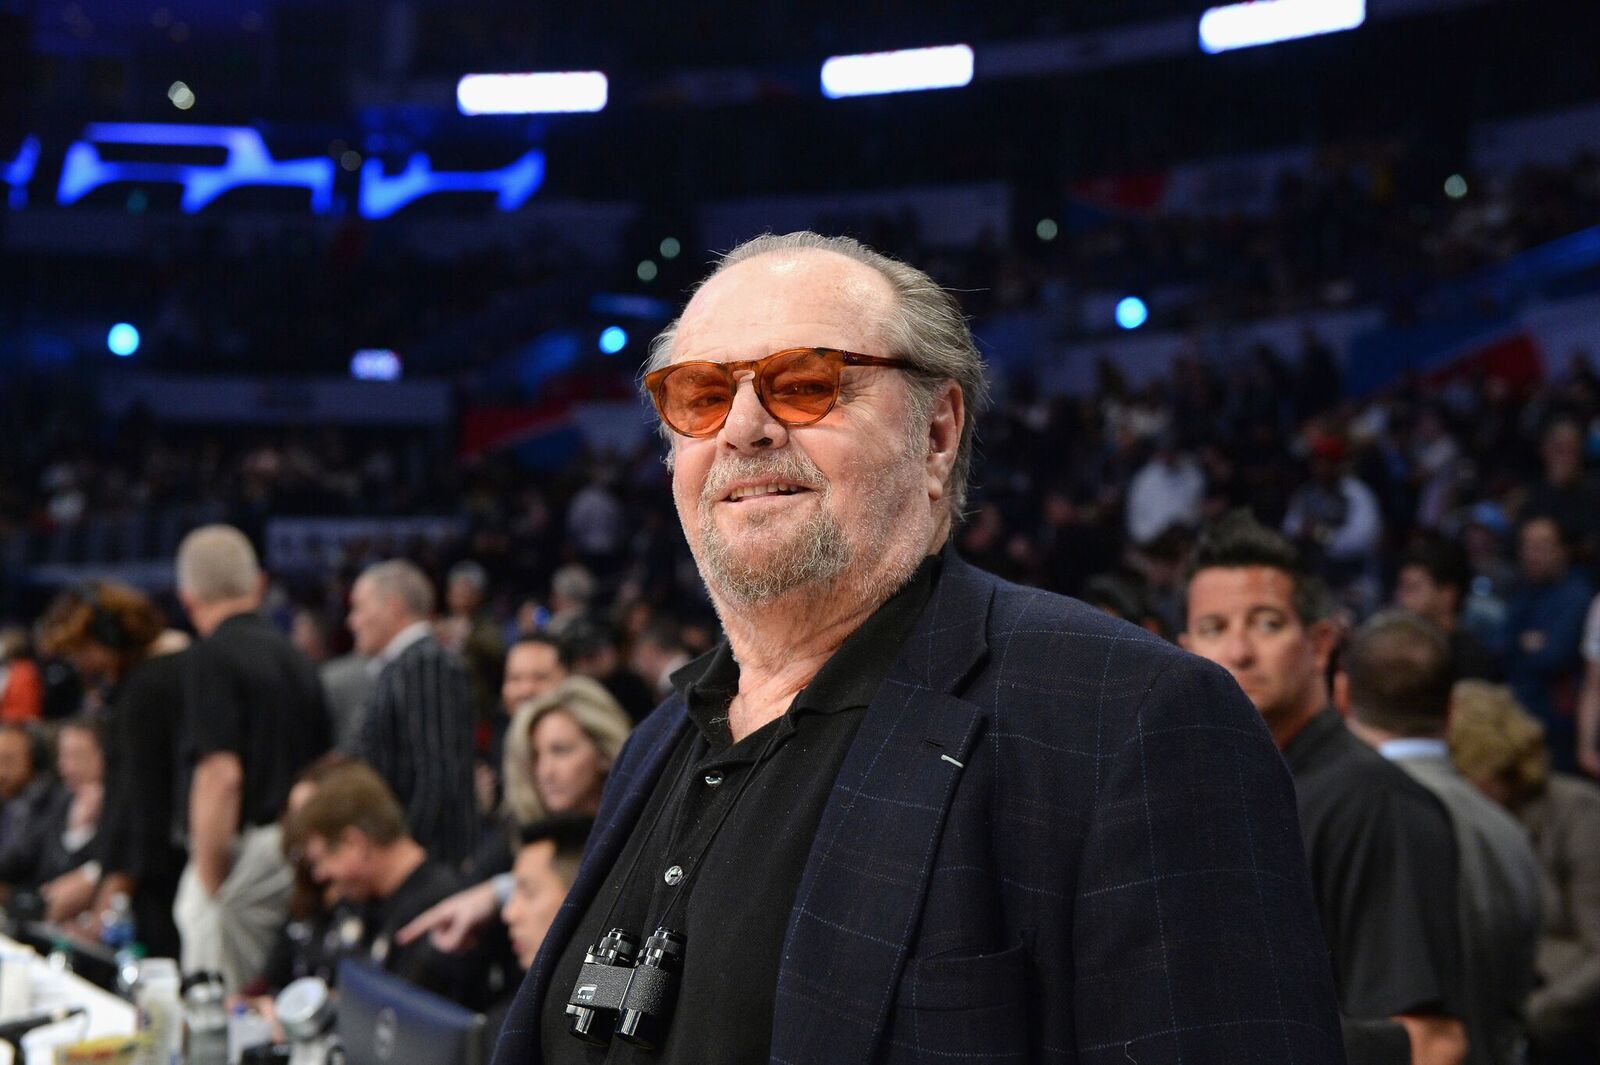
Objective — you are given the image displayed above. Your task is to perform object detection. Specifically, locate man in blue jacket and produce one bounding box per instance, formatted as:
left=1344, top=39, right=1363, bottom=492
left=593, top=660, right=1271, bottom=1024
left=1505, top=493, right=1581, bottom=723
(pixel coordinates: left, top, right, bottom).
left=493, top=231, right=1342, bottom=1065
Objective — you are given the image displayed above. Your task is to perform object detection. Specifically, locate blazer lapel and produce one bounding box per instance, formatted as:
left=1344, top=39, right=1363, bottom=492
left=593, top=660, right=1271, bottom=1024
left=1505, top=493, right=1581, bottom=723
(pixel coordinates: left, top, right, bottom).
left=771, top=554, right=996, bottom=1065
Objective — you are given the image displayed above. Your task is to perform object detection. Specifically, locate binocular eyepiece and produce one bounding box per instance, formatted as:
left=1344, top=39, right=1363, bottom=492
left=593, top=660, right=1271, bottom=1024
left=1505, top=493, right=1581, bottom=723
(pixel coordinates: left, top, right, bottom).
left=565, top=926, right=686, bottom=1051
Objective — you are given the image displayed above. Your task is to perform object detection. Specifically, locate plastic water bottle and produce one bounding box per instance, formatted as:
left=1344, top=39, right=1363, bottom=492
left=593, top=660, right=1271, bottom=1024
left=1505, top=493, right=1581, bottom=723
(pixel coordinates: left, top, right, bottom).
left=100, top=893, right=136, bottom=951
left=135, top=958, right=184, bottom=1065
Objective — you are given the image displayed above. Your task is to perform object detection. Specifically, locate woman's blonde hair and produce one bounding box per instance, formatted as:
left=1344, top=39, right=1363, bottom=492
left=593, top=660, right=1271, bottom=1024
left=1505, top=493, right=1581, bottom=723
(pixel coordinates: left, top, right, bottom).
left=1448, top=680, right=1549, bottom=802
left=502, top=676, right=632, bottom=824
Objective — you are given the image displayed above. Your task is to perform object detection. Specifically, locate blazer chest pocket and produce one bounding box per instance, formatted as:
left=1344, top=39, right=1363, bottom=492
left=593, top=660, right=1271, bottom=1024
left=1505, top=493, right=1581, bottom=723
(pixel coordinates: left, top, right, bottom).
left=894, top=940, right=1028, bottom=1012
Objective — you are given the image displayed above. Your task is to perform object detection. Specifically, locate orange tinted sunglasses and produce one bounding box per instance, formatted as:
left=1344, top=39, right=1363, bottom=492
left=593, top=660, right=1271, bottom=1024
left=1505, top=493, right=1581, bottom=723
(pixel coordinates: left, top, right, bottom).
left=644, top=347, right=919, bottom=438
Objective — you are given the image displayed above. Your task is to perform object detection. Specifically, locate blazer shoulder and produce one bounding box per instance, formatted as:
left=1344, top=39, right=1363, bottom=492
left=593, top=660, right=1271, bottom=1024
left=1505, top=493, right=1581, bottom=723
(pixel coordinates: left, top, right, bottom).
left=984, top=574, right=1199, bottom=676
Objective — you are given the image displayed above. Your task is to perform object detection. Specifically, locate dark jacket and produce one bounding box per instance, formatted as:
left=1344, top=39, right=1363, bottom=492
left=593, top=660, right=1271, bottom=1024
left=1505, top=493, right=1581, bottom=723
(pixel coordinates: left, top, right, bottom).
left=493, top=553, right=1344, bottom=1065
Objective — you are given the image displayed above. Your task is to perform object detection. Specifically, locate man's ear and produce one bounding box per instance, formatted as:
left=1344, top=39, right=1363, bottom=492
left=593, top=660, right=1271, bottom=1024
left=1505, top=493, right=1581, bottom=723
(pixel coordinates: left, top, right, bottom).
left=1331, top=671, right=1350, bottom=716
left=924, top=381, right=963, bottom=502
left=1307, top=618, right=1340, bottom=674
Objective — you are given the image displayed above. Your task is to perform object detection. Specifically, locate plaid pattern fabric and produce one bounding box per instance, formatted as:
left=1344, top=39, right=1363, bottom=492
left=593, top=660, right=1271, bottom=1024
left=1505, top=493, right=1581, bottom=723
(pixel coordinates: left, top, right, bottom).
left=495, top=553, right=1344, bottom=1065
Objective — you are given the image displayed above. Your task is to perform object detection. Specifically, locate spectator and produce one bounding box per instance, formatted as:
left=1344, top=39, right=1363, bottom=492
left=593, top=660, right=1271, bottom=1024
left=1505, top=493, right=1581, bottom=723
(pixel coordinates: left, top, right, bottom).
left=1522, top=419, right=1600, bottom=559
left=0, top=628, right=43, bottom=724
left=501, top=677, right=629, bottom=828
left=1124, top=435, right=1205, bottom=546
left=437, top=560, right=506, bottom=726
left=558, top=620, right=655, bottom=722
left=397, top=678, right=628, bottom=960
left=348, top=560, right=477, bottom=868
left=1340, top=611, right=1542, bottom=1065
left=37, top=580, right=187, bottom=955
left=629, top=619, right=692, bottom=701
left=1282, top=433, right=1383, bottom=607
left=19, top=720, right=105, bottom=916
left=0, top=727, right=60, bottom=894
left=544, top=565, right=596, bottom=638
left=292, top=609, right=371, bottom=748
left=174, top=524, right=331, bottom=992
left=1498, top=515, right=1593, bottom=772
left=292, top=762, right=479, bottom=1003
left=501, top=636, right=569, bottom=712
left=487, top=813, right=594, bottom=1040
left=1181, top=511, right=1466, bottom=1065
left=1450, top=682, right=1600, bottom=1064
left=1396, top=533, right=1499, bottom=681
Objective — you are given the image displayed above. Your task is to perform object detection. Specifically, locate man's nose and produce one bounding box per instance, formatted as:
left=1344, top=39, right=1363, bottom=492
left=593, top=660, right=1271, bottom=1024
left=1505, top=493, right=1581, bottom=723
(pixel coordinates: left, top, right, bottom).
left=1222, top=629, right=1256, bottom=667
left=717, top=376, right=788, bottom=451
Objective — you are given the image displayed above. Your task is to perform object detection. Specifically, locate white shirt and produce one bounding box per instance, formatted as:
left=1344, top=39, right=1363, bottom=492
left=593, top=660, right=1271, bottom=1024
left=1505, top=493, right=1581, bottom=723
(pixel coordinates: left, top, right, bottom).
left=1126, top=456, right=1205, bottom=545
left=371, top=620, right=432, bottom=674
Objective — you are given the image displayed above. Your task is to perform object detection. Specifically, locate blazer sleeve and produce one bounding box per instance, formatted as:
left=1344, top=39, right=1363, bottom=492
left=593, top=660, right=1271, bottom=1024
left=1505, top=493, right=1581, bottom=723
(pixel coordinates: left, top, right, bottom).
left=1070, top=653, right=1344, bottom=1064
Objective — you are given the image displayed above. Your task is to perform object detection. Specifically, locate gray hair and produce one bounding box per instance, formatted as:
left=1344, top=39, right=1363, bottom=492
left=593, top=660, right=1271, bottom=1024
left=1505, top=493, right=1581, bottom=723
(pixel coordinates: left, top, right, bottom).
left=551, top=564, right=596, bottom=605
left=447, top=560, right=488, bottom=591
left=642, top=231, right=990, bottom=517
left=358, top=560, right=436, bottom=619
left=176, top=525, right=261, bottom=603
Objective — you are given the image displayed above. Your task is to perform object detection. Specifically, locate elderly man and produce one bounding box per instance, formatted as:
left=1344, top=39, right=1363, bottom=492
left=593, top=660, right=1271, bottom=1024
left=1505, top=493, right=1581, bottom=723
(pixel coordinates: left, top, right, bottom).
left=493, top=233, right=1341, bottom=1065
left=173, top=525, right=329, bottom=991
left=349, top=560, right=477, bottom=867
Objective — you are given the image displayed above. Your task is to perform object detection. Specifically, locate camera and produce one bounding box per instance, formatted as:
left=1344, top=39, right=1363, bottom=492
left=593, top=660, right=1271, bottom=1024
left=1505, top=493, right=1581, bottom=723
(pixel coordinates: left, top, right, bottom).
left=615, top=929, right=686, bottom=1051
left=565, top=928, right=640, bottom=1044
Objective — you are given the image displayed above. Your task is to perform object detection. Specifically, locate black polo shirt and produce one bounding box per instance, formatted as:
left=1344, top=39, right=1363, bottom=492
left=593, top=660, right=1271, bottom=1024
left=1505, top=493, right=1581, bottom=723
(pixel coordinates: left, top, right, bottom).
left=1283, top=709, right=1463, bottom=1026
left=182, top=612, right=331, bottom=830
left=542, top=555, right=941, bottom=1065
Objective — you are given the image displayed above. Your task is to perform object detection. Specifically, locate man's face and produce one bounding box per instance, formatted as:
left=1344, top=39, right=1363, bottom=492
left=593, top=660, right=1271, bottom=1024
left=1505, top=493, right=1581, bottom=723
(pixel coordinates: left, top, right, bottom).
left=302, top=829, right=378, bottom=902
left=1181, top=566, right=1330, bottom=734
left=0, top=733, right=31, bottom=799
left=663, top=250, right=954, bottom=607
left=1519, top=519, right=1567, bottom=585
left=1395, top=565, right=1452, bottom=625
left=447, top=578, right=481, bottom=618
left=347, top=576, right=401, bottom=657
left=502, top=643, right=567, bottom=712
left=501, top=839, right=569, bottom=970
left=56, top=728, right=102, bottom=792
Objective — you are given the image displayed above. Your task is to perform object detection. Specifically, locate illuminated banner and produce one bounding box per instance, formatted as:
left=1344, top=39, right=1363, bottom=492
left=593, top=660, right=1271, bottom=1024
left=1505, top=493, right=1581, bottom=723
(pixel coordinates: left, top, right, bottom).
left=58, top=123, right=337, bottom=212
left=27, top=122, right=545, bottom=218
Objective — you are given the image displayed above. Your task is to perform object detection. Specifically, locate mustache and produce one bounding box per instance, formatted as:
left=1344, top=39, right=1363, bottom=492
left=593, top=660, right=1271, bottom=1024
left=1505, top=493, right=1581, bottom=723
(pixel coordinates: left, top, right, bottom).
left=700, top=450, right=827, bottom=505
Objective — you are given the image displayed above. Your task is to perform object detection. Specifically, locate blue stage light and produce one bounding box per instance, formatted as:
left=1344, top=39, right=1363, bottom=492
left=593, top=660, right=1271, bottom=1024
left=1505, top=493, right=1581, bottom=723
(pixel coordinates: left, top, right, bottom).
left=1115, top=297, right=1148, bottom=331
left=598, top=326, right=628, bottom=355
left=107, top=323, right=140, bottom=357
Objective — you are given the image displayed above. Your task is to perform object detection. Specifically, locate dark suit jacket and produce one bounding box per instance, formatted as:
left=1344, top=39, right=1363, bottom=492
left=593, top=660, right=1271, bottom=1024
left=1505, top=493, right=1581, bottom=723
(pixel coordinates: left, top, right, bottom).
left=494, top=554, right=1344, bottom=1064
left=356, top=634, right=477, bottom=868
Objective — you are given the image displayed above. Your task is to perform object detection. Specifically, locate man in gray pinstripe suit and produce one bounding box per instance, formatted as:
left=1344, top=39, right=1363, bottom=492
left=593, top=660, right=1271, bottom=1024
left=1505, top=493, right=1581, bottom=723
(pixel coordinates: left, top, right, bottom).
left=349, top=559, right=477, bottom=868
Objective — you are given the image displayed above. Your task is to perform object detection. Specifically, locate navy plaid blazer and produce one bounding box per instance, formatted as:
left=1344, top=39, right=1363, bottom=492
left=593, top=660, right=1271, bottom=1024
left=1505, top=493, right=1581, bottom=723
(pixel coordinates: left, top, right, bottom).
left=494, top=552, right=1344, bottom=1064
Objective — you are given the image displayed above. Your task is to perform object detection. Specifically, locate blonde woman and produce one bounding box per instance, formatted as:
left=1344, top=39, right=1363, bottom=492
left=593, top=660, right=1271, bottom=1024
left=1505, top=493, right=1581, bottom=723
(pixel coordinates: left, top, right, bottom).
left=501, top=676, right=631, bottom=825
left=398, top=677, right=631, bottom=955
left=1450, top=680, right=1600, bottom=1060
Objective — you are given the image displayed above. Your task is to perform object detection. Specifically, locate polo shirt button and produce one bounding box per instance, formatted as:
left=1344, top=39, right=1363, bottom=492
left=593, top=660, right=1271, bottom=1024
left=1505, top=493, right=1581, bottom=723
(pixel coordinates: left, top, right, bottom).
left=664, top=865, right=684, bottom=886
left=704, top=772, right=724, bottom=787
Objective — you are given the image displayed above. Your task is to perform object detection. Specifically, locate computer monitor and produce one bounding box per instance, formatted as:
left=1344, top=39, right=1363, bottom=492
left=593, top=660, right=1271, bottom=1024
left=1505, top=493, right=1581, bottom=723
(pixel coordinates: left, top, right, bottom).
left=335, top=959, right=487, bottom=1065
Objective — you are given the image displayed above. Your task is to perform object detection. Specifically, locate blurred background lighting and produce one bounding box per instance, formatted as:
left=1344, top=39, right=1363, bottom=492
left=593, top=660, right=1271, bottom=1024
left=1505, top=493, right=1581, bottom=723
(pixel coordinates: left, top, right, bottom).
left=350, top=349, right=402, bottom=381
left=1444, top=174, right=1469, bottom=199
left=659, top=237, right=682, bottom=260
left=1199, top=0, right=1364, bottom=54
left=598, top=326, right=628, bottom=355
left=107, top=323, right=140, bottom=357
left=821, top=44, right=974, bottom=99
left=1115, top=297, right=1149, bottom=330
left=167, top=81, right=196, bottom=110
left=636, top=259, right=658, bottom=282
left=456, top=72, right=608, bottom=115
left=1036, top=218, right=1059, bottom=241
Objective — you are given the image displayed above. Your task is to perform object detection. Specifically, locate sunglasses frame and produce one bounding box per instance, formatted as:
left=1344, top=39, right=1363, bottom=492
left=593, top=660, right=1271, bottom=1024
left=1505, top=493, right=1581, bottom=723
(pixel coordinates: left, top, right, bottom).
left=644, top=347, right=920, bottom=438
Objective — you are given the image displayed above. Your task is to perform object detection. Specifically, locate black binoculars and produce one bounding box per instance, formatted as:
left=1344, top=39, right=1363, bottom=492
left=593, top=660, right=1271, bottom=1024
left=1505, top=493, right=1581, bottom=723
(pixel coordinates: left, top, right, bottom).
left=565, top=926, right=686, bottom=1051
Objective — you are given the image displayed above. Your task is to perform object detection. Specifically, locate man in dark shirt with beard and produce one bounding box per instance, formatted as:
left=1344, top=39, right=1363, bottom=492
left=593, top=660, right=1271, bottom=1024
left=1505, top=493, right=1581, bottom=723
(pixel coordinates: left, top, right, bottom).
left=494, top=233, right=1341, bottom=1065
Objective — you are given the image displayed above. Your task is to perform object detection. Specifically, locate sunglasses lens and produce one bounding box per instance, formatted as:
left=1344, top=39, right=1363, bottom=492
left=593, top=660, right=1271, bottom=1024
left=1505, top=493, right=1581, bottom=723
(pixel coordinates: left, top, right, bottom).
left=661, top=364, right=735, bottom=436
left=764, top=350, right=838, bottom=423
